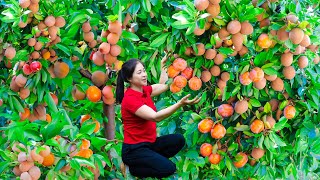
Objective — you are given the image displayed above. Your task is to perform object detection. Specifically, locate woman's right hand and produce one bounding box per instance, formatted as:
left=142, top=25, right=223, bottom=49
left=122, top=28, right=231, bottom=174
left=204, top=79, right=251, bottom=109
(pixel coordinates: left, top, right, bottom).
left=178, top=94, right=201, bottom=106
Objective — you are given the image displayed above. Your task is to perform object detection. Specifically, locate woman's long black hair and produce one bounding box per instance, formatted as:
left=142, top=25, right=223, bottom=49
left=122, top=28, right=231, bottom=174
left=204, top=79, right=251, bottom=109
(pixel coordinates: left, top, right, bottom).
left=116, top=58, right=142, bottom=104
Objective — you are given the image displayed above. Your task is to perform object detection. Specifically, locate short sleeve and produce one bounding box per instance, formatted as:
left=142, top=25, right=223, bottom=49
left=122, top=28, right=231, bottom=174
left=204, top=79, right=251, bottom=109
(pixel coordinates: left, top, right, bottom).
left=144, top=85, right=153, bottom=96
left=124, top=95, right=145, bottom=114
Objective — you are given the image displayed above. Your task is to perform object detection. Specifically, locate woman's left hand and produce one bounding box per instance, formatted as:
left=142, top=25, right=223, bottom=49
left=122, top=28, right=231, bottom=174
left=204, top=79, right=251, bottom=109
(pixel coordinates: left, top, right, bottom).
left=159, top=53, right=168, bottom=84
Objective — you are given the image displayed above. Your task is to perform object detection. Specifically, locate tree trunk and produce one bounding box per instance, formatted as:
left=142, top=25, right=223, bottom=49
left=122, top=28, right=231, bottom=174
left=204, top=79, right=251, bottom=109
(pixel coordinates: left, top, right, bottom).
left=103, top=103, right=115, bottom=140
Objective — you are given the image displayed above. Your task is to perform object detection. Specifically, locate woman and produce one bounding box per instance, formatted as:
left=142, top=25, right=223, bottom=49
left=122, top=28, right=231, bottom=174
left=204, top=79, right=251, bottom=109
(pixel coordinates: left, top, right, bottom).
left=116, top=57, right=200, bottom=178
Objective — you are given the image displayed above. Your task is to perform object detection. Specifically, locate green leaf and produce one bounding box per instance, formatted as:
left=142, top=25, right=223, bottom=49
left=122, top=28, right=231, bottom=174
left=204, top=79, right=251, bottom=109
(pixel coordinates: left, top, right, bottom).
left=273, top=118, right=288, bottom=132
left=12, top=96, right=24, bottom=112
left=55, top=44, right=71, bottom=56
left=70, top=159, right=81, bottom=170
left=214, top=18, right=226, bottom=26
left=91, top=137, right=107, bottom=151
left=311, top=138, right=320, bottom=154
left=263, top=102, right=271, bottom=113
left=258, top=135, right=264, bottom=149
left=150, top=33, right=169, bottom=47
left=67, top=13, right=87, bottom=28
left=148, top=23, right=162, bottom=32
left=142, top=0, right=151, bottom=12
left=167, top=121, right=176, bottom=134
left=254, top=52, right=267, bottom=66
left=234, top=125, right=250, bottom=131
left=121, top=31, right=140, bottom=41
left=54, top=159, right=66, bottom=171
left=185, top=150, right=199, bottom=159
left=228, top=143, right=238, bottom=152
left=263, top=67, right=278, bottom=75
left=249, top=98, right=261, bottom=107
left=269, top=132, right=286, bottom=146
left=72, top=157, right=95, bottom=168
left=80, top=122, right=96, bottom=135
left=218, top=47, right=234, bottom=55
left=0, top=161, right=10, bottom=174
left=45, top=92, right=58, bottom=113
left=225, top=157, right=232, bottom=170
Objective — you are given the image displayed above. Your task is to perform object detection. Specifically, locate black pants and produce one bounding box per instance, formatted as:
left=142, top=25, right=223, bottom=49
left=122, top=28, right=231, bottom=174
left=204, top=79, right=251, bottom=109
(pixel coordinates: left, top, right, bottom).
left=122, top=134, right=185, bottom=179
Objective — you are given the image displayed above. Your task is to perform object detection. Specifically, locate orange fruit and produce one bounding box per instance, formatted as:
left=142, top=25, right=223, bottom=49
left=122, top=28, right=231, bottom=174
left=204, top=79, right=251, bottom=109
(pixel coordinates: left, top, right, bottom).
left=257, top=33, right=272, bottom=49
left=42, top=153, right=55, bottom=166
left=251, top=148, right=265, bottom=160
left=249, top=67, right=264, bottom=82
left=198, top=119, right=214, bottom=133
left=46, top=114, right=52, bottom=123
left=167, top=65, right=180, bottom=78
left=93, top=120, right=100, bottom=133
left=170, top=83, right=181, bottom=93
left=172, top=58, right=187, bottom=71
left=75, top=149, right=93, bottom=158
left=239, top=72, right=252, bottom=85
left=283, top=105, right=296, bottom=119
left=209, top=153, right=221, bottom=164
left=173, top=75, right=187, bottom=88
left=19, top=108, right=30, bottom=121
left=86, top=86, right=101, bottom=102
left=233, top=152, right=248, bottom=168
left=80, top=139, right=91, bottom=150
left=43, top=51, right=51, bottom=60
left=200, top=143, right=213, bottom=157
left=80, top=114, right=91, bottom=124
left=211, top=124, right=226, bottom=139
left=188, top=77, right=202, bottom=91
left=181, top=67, right=193, bottom=80
left=217, top=104, right=234, bottom=118
left=250, top=119, right=264, bottom=133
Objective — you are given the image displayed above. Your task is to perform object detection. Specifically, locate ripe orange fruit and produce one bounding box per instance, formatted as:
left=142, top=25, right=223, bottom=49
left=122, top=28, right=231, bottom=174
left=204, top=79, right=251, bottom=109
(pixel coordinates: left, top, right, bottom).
left=170, top=83, right=181, bottom=93
left=249, top=67, right=264, bottom=82
left=257, top=33, right=272, bottom=49
left=102, top=85, right=114, bottom=99
left=198, top=118, right=214, bottom=133
left=234, top=100, right=248, bottom=114
left=53, top=62, right=70, bottom=79
left=188, top=77, right=202, bottom=91
left=173, top=75, right=187, bottom=88
left=46, top=114, right=52, bottom=123
left=75, top=149, right=93, bottom=158
left=200, top=143, right=213, bottom=157
left=211, top=124, right=226, bottom=139
left=167, top=65, right=180, bottom=78
left=233, top=152, right=248, bottom=168
left=217, top=104, right=234, bottom=118
left=251, top=148, right=265, bottom=160
left=172, top=58, right=187, bottom=71
left=250, top=119, right=264, bottom=133
left=43, top=51, right=50, bottom=60
left=239, top=72, right=252, bottom=85
left=93, top=120, right=100, bottom=133
left=80, top=114, right=91, bottom=124
left=201, top=71, right=212, bottom=83
left=42, top=153, right=55, bottom=166
left=181, top=67, right=193, bottom=80
left=80, top=139, right=91, bottom=150
left=86, top=86, right=102, bottom=102
left=209, top=153, right=221, bottom=164
left=283, top=105, right=296, bottom=119
left=19, top=108, right=30, bottom=121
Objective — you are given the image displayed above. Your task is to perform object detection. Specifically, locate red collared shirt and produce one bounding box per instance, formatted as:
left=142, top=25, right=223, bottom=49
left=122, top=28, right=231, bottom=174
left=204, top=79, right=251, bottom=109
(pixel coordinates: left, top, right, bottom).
left=121, top=85, right=157, bottom=144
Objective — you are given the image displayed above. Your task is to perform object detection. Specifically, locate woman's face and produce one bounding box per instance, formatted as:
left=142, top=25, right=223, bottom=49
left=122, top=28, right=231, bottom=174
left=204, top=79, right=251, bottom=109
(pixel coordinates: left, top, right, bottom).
left=129, top=62, right=147, bottom=86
